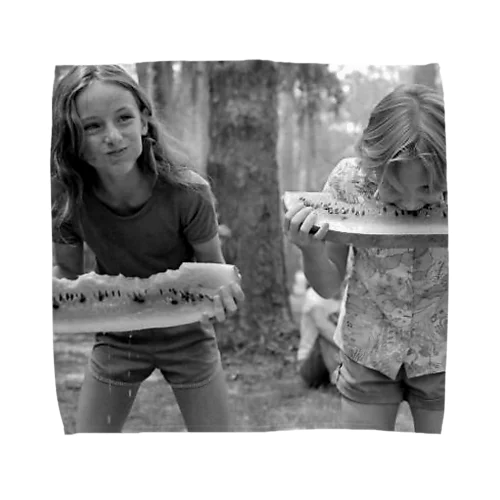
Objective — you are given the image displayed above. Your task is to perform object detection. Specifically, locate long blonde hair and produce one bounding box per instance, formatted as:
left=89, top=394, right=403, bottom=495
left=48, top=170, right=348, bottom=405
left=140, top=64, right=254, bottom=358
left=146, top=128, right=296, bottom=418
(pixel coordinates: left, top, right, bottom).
left=356, top=84, right=446, bottom=194
left=51, top=64, right=213, bottom=239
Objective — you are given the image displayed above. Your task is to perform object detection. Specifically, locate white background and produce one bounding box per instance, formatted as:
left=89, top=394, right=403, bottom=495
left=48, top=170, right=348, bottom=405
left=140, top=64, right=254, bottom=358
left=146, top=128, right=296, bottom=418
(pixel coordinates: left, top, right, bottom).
left=2, top=1, right=499, bottom=498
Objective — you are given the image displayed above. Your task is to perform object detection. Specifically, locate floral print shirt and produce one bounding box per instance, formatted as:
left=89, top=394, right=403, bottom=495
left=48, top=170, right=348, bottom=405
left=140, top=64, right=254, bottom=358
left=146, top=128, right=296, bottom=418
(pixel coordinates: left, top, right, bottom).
left=322, top=158, right=448, bottom=380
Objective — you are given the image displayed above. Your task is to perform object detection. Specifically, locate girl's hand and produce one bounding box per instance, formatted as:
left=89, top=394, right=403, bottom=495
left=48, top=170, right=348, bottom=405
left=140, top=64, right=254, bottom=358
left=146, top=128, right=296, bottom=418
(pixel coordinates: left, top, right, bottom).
left=283, top=203, right=329, bottom=251
left=201, top=282, right=245, bottom=327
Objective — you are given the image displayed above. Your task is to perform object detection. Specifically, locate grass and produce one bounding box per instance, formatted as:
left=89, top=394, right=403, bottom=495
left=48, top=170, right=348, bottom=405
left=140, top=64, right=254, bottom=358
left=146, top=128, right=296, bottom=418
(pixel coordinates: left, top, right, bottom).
left=54, top=307, right=415, bottom=433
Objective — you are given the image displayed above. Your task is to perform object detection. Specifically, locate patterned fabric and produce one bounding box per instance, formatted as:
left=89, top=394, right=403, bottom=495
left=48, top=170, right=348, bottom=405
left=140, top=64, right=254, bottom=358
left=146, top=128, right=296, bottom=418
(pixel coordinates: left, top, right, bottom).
left=322, top=158, right=448, bottom=380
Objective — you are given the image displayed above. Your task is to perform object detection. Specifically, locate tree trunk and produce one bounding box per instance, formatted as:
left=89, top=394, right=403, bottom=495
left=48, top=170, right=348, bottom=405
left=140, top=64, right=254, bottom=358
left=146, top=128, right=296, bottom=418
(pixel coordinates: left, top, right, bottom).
left=207, top=61, right=296, bottom=349
left=413, top=63, right=437, bottom=89
left=277, top=89, right=303, bottom=293
left=177, top=62, right=210, bottom=176
left=53, top=65, right=72, bottom=91
left=136, top=62, right=152, bottom=99
left=297, top=108, right=313, bottom=191
left=151, top=61, right=175, bottom=127
left=277, top=89, right=299, bottom=191
left=192, top=62, right=210, bottom=176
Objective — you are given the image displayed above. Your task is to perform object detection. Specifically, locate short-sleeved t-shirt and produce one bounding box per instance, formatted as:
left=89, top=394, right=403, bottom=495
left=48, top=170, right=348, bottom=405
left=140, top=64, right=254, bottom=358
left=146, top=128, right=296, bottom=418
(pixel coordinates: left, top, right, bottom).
left=323, top=158, right=448, bottom=380
left=52, top=176, right=218, bottom=279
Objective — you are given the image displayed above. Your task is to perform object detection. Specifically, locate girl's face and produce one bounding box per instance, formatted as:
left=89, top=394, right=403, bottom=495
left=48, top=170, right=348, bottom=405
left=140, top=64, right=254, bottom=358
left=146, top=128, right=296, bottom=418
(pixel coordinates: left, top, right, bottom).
left=378, top=160, right=444, bottom=211
left=76, top=80, right=147, bottom=177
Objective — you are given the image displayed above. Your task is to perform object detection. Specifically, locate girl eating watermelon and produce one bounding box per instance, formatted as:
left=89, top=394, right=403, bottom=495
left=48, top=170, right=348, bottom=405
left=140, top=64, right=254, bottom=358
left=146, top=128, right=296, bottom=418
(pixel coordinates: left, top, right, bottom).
left=52, top=65, right=244, bottom=433
left=284, top=84, right=447, bottom=433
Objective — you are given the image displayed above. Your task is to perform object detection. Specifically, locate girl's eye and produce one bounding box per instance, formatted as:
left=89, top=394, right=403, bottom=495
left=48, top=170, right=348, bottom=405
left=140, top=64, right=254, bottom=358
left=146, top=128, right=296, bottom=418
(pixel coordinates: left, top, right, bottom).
left=420, top=185, right=431, bottom=193
left=119, top=115, right=133, bottom=122
left=84, top=123, right=100, bottom=132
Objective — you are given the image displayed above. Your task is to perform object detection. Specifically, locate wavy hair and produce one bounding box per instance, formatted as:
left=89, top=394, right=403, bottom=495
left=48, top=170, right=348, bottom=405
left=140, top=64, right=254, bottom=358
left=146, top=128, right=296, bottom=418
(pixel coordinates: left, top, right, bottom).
left=51, top=64, right=212, bottom=236
left=356, top=84, right=446, bottom=194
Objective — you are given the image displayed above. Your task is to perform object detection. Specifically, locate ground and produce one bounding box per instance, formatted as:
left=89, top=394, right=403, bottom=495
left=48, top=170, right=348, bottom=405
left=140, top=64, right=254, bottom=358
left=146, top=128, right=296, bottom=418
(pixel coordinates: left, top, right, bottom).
left=54, top=295, right=414, bottom=433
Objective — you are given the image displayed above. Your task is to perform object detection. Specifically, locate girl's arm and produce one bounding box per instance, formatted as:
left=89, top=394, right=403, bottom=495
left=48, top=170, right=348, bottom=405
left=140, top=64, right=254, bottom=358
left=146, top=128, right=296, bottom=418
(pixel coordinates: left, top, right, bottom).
left=302, top=241, right=349, bottom=299
left=52, top=242, right=84, bottom=279
left=192, top=235, right=226, bottom=264
left=285, top=203, right=349, bottom=299
left=191, top=235, right=244, bottom=323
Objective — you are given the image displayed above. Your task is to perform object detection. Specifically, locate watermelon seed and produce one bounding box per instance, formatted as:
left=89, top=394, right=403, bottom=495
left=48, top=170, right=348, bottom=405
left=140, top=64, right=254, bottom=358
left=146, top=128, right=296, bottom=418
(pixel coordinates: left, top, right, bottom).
left=79, top=294, right=86, bottom=303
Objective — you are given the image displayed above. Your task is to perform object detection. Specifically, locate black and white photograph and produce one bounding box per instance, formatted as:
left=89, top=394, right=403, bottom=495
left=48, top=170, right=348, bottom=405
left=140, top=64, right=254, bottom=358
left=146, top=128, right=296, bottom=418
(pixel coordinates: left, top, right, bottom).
left=51, top=61, right=448, bottom=433
left=5, top=3, right=499, bottom=499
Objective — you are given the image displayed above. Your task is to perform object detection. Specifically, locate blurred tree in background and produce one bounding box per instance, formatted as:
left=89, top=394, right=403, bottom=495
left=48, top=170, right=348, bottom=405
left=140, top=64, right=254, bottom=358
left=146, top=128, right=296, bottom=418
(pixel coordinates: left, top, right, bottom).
left=206, top=61, right=295, bottom=347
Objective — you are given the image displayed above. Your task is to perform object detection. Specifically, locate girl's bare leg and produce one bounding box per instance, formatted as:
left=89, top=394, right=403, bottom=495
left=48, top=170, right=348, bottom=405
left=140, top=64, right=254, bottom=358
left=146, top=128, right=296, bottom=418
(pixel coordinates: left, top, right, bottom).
left=75, top=367, right=140, bottom=433
left=340, top=397, right=400, bottom=431
left=172, top=369, right=231, bottom=432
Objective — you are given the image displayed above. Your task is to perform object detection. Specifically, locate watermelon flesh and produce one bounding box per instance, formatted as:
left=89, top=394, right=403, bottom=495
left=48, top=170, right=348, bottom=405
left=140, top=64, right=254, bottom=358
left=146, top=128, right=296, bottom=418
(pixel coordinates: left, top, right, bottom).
left=282, top=191, right=448, bottom=248
left=53, top=263, right=241, bottom=334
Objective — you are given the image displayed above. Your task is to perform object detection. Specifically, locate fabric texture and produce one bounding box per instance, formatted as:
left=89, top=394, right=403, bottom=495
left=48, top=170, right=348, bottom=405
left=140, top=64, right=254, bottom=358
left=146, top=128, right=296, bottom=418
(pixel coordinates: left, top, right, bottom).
left=88, top=325, right=222, bottom=389
left=335, top=350, right=445, bottom=410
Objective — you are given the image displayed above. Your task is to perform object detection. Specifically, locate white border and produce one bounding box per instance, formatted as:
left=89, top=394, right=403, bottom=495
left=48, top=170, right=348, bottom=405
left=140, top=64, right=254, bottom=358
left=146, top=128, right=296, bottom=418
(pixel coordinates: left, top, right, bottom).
left=4, top=1, right=499, bottom=498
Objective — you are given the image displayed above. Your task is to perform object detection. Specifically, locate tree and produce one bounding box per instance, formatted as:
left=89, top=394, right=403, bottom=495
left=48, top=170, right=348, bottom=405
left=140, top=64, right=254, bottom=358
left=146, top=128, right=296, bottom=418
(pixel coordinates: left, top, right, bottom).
left=151, top=61, right=175, bottom=127
left=136, top=62, right=152, bottom=100
left=53, top=65, right=72, bottom=91
left=413, top=63, right=438, bottom=89
left=207, top=61, right=296, bottom=348
left=277, top=63, right=345, bottom=192
left=177, top=62, right=210, bottom=175
left=275, top=64, right=346, bottom=290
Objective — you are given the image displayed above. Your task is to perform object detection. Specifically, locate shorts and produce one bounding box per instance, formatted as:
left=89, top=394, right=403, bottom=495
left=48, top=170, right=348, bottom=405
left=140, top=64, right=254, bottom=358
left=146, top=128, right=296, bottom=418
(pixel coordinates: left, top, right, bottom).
left=335, top=350, right=445, bottom=411
left=88, top=322, right=222, bottom=390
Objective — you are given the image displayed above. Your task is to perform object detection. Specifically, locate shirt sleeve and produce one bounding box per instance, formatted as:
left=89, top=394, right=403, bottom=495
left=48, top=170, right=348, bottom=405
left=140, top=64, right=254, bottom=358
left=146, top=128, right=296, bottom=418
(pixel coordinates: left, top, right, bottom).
left=180, top=184, right=219, bottom=245
left=322, top=157, right=369, bottom=205
left=322, top=157, right=356, bottom=193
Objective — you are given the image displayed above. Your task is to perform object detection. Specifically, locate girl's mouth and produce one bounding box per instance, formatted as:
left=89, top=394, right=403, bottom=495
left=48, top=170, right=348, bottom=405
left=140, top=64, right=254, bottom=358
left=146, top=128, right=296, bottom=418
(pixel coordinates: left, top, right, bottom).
left=390, top=202, right=429, bottom=215
left=107, top=147, right=127, bottom=157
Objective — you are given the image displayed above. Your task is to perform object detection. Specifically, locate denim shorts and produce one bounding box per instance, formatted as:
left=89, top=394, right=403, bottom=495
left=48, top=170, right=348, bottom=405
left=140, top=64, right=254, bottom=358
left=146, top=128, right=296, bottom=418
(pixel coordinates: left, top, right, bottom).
left=88, top=322, right=222, bottom=390
left=335, top=350, right=445, bottom=411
